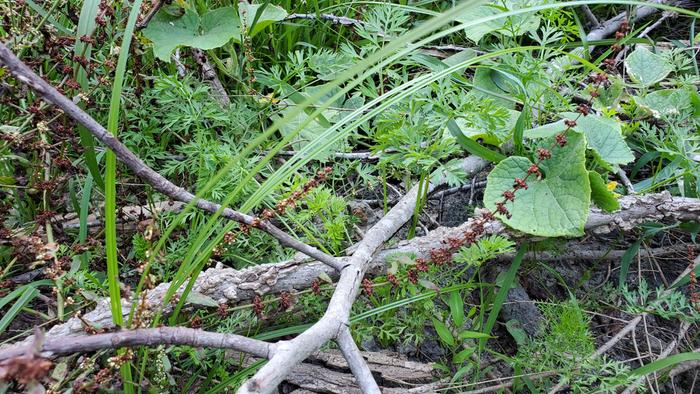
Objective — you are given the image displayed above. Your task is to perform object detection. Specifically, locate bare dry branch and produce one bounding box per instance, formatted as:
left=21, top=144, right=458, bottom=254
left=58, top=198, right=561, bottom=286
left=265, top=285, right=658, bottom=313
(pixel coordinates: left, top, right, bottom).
left=336, top=326, right=381, bottom=393
left=0, top=327, right=274, bottom=362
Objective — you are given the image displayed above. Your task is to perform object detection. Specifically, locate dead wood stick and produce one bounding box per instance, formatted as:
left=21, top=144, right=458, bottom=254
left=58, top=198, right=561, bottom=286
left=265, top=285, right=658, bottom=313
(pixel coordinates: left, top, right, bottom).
left=0, top=327, right=274, bottom=362
left=0, top=42, right=344, bottom=272
left=192, top=48, right=230, bottom=106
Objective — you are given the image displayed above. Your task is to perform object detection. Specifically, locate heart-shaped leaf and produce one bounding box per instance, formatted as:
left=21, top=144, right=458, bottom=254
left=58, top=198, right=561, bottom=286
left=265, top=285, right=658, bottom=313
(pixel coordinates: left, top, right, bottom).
left=143, top=7, right=241, bottom=62
left=484, top=132, right=590, bottom=237
left=625, top=46, right=673, bottom=86
left=529, top=114, right=634, bottom=167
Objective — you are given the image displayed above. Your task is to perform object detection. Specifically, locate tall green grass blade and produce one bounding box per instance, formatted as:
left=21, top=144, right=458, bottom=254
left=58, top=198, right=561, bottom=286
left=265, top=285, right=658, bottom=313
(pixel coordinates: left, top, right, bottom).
left=479, top=244, right=526, bottom=350
left=26, top=0, right=73, bottom=35
left=104, top=1, right=144, bottom=392
left=79, top=173, right=94, bottom=269
left=74, top=0, right=104, bottom=190
left=630, top=352, right=700, bottom=377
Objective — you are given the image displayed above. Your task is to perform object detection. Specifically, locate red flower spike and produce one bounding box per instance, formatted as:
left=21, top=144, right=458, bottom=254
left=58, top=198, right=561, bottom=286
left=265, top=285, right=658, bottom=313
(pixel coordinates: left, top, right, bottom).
left=590, top=90, right=600, bottom=98
left=79, top=35, right=95, bottom=44
left=362, top=278, right=374, bottom=296
left=252, top=295, right=264, bottom=318
left=415, top=258, right=428, bottom=272
left=555, top=134, right=568, bottom=147
left=311, top=279, right=321, bottom=295
left=387, top=273, right=399, bottom=287
left=537, top=148, right=552, bottom=160
left=65, top=79, right=80, bottom=90
left=513, top=178, right=528, bottom=190
left=279, top=292, right=292, bottom=310
left=502, top=190, right=515, bottom=202
left=495, top=202, right=510, bottom=218
left=407, top=269, right=418, bottom=284
left=481, top=211, right=496, bottom=222
left=615, top=31, right=625, bottom=40
left=576, top=103, right=590, bottom=116
left=564, top=119, right=577, bottom=128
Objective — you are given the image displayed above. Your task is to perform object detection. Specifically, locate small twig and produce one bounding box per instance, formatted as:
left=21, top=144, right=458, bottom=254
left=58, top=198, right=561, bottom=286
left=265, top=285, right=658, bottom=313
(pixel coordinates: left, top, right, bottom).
left=617, top=168, right=636, bottom=194
left=621, top=321, right=691, bottom=394
left=548, top=265, right=697, bottom=393
left=191, top=48, right=230, bottom=107
left=172, top=48, right=186, bottom=78
left=136, top=0, right=166, bottom=30
left=580, top=5, right=600, bottom=27
left=285, top=13, right=365, bottom=27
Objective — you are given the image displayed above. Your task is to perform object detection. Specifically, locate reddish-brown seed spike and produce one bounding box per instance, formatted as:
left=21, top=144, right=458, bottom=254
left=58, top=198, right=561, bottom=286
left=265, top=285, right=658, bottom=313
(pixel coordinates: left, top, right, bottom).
left=590, top=90, right=600, bottom=98
left=513, top=178, right=528, bottom=190
left=407, top=269, right=418, bottom=284
left=564, top=119, right=577, bottom=128
left=189, top=316, right=202, bottom=329
left=79, top=35, right=94, bottom=44
left=576, top=103, right=590, bottom=116
left=61, top=64, right=73, bottom=74
left=387, top=273, right=399, bottom=287
left=311, top=279, right=321, bottom=295
left=611, top=43, right=622, bottom=52
left=362, top=278, right=374, bottom=296
left=502, top=190, right=516, bottom=202
left=555, top=134, right=568, bottom=147
left=415, top=258, right=428, bottom=272
left=217, top=303, right=229, bottom=318
left=252, top=295, right=264, bottom=318
left=65, top=79, right=80, bottom=90
left=537, top=148, right=552, bottom=160
left=261, top=208, right=275, bottom=220
left=279, top=292, right=292, bottom=310
left=615, top=31, right=625, bottom=40
left=495, top=202, right=509, bottom=216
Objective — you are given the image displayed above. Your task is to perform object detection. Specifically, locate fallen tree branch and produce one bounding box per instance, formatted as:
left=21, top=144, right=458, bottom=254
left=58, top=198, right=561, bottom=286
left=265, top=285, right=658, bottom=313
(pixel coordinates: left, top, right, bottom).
left=236, top=157, right=489, bottom=394
left=336, top=326, right=380, bottom=394
left=0, top=327, right=274, bottom=362
left=0, top=42, right=344, bottom=272
left=7, top=192, right=696, bottom=342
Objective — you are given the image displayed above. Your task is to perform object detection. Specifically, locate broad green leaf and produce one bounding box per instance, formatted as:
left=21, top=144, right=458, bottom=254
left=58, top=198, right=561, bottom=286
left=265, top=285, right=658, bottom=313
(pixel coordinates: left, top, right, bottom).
left=636, top=89, right=692, bottom=117
left=453, top=347, right=475, bottom=364
left=239, top=3, right=287, bottom=37
left=447, top=292, right=465, bottom=327
left=457, top=1, right=540, bottom=42
left=562, top=113, right=634, bottom=166
left=505, top=319, right=528, bottom=346
left=143, top=7, right=240, bottom=62
left=484, top=133, right=590, bottom=237
left=589, top=171, right=620, bottom=212
left=472, top=67, right=516, bottom=109
left=458, top=330, right=492, bottom=339
left=432, top=318, right=455, bottom=347
left=625, top=46, right=673, bottom=86
left=455, top=109, right=520, bottom=146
